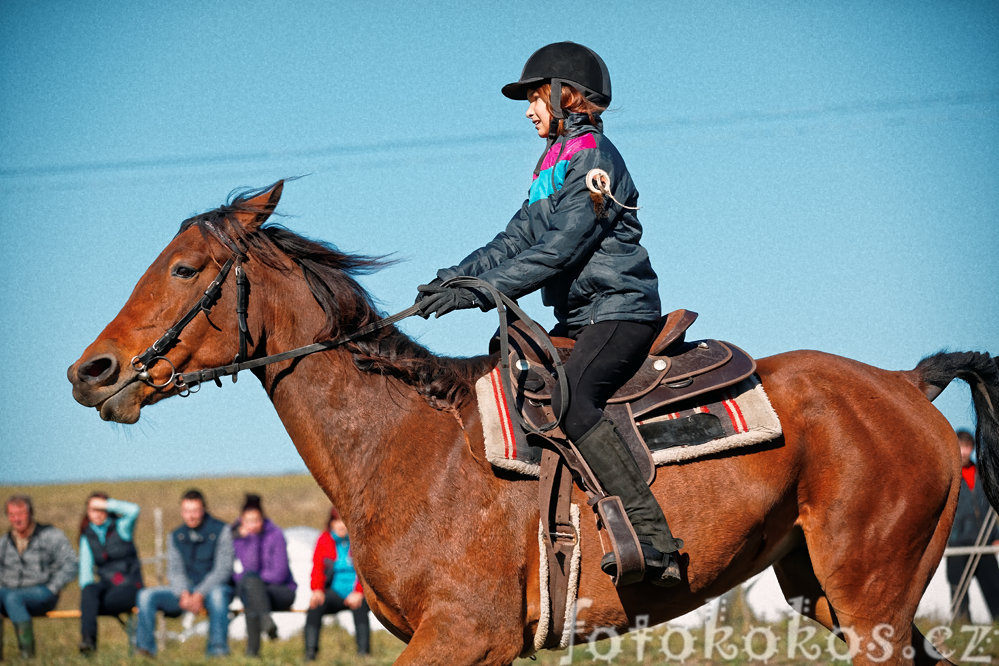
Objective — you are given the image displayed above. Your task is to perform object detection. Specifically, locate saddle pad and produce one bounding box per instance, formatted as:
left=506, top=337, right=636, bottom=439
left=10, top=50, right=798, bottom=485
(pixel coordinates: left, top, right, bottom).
left=476, top=372, right=781, bottom=477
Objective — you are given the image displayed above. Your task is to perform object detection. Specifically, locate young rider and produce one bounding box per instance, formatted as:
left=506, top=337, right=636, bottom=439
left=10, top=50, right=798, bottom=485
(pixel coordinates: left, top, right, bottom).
left=416, top=42, right=681, bottom=587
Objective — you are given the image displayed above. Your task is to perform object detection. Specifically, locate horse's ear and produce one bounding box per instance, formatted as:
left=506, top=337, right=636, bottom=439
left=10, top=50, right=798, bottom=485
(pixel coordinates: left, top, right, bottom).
left=235, top=180, right=284, bottom=232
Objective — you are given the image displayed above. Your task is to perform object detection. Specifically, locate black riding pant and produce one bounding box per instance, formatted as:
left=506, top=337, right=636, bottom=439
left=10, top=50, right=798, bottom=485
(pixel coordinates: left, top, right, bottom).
left=552, top=319, right=656, bottom=442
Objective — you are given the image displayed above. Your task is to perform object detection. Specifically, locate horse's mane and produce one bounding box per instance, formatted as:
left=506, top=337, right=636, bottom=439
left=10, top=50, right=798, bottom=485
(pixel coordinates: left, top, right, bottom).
left=178, top=185, right=493, bottom=409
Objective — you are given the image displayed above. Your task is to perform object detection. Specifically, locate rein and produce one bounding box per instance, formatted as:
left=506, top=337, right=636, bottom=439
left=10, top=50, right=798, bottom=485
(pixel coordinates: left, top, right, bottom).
left=131, top=250, right=418, bottom=394
left=442, top=277, right=569, bottom=434
left=131, top=254, right=566, bottom=433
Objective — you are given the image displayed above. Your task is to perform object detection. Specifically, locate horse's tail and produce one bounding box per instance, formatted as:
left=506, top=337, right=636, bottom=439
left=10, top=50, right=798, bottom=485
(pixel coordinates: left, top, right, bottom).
left=911, top=351, right=999, bottom=510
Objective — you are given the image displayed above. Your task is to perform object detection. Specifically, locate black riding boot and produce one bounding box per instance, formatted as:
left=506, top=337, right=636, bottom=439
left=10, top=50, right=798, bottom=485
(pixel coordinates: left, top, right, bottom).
left=14, top=620, right=35, bottom=659
left=574, top=419, right=682, bottom=586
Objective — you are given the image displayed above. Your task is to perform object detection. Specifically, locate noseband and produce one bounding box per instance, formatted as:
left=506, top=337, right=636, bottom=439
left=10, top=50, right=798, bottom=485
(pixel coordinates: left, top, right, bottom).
left=131, top=250, right=418, bottom=395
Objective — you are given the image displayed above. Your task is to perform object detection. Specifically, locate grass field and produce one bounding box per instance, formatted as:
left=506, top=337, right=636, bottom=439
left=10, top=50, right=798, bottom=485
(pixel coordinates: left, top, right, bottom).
left=3, top=476, right=997, bottom=664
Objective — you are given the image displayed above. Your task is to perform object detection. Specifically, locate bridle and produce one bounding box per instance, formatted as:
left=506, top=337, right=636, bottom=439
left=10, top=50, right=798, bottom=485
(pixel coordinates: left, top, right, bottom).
left=128, top=247, right=566, bottom=433
left=130, top=250, right=417, bottom=395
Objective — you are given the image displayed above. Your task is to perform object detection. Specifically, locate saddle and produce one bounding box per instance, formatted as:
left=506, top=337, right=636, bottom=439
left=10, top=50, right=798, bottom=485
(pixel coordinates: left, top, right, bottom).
left=494, top=310, right=757, bottom=648
left=494, top=309, right=757, bottom=484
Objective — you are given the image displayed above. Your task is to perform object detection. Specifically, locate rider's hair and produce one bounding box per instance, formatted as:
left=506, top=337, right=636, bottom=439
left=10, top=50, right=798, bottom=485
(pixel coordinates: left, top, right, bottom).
left=529, top=83, right=606, bottom=133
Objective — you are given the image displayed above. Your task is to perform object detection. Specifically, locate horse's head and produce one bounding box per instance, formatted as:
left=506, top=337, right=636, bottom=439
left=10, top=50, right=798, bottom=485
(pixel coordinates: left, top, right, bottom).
left=68, top=181, right=285, bottom=423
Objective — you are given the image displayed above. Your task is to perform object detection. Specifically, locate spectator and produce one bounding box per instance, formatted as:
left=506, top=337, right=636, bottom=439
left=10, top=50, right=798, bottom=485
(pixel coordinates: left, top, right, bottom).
left=77, top=492, right=143, bottom=654
left=231, top=493, right=296, bottom=657
left=0, top=494, right=77, bottom=659
left=134, top=489, right=234, bottom=657
left=304, top=506, right=369, bottom=660
left=947, top=429, right=999, bottom=621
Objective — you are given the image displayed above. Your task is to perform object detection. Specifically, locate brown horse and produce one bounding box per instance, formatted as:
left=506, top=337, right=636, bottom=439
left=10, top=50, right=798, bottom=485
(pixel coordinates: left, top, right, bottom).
left=68, top=181, right=998, bottom=665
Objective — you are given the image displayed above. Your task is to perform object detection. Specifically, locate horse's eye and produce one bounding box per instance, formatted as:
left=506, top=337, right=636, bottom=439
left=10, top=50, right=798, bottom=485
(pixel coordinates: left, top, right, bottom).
left=171, top=265, right=198, bottom=279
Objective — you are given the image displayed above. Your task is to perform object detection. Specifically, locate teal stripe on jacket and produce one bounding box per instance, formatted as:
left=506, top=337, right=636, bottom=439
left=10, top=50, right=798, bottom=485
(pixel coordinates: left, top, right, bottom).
left=528, top=133, right=598, bottom=205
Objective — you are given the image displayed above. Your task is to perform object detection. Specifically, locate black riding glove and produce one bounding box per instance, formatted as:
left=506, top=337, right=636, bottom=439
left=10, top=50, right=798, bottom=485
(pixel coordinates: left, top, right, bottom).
left=414, top=277, right=444, bottom=307
left=416, top=283, right=491, bottom=319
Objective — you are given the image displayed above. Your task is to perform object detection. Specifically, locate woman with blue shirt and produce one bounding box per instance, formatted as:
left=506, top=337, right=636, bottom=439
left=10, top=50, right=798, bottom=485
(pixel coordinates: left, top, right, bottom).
left=77, top=493, right=143, bottom=654
left=304, top=506, right=369, bottom=660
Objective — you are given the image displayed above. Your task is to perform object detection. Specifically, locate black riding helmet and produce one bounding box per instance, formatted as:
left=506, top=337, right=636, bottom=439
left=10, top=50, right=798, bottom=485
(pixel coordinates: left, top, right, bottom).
left=501, top=41, right=611, bottom=124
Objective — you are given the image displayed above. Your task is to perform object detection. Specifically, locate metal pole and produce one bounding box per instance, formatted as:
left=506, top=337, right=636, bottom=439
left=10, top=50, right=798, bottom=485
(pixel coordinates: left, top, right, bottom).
left=950, top=508, right=998, bottom=620
left=154, top=507, right=164, bottom=584
left=154, top=507, right=166, bottom=646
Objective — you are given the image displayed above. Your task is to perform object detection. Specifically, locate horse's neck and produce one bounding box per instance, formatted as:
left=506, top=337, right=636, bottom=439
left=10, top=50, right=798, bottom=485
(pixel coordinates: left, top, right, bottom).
left=252, top=281, right=469, bottom=540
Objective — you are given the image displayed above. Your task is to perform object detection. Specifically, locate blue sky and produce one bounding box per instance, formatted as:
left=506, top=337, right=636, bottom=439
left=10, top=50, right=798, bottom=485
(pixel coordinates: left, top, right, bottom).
left=1, top=2, right=996, bottom=484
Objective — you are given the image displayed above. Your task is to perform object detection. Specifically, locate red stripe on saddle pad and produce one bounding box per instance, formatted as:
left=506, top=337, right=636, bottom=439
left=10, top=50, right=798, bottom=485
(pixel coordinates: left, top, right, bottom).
left=489, top=368, right=517, bottom=459
left=722, top=398, right=748, bottom=433
left=730, top=397, right=748, bottom=431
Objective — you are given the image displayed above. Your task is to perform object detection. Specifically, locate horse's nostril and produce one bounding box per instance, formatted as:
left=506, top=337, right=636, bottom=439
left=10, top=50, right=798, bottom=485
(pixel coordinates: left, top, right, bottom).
left=77, top=354, right=118, bottom=385
left=83, top=359, right=110, bottom=377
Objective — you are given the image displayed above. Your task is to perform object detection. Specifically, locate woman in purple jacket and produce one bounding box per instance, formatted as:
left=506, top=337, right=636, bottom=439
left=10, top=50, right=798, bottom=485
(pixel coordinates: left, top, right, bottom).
left=231, top=494, right=296, bottom=657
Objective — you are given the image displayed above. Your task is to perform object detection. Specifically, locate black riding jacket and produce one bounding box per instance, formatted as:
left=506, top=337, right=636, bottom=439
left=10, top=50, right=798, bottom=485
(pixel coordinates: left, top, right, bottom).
left=438, top=114, right=660, bottom=330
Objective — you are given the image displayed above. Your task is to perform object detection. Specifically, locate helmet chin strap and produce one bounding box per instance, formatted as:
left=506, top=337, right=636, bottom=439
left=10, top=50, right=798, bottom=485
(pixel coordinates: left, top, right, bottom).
left=548, top=78, right=566, bottom=140
left=533, top=78, right=567, bottom=175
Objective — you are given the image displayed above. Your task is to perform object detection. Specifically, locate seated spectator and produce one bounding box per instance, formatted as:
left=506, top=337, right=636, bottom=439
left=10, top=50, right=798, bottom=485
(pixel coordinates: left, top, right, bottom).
left=0, top=494, right=77, bottom=659
left=231, top=493, right=296, bottom=657
left=77, top=492, right=144, bottom=654
left=305, top=506, right=369, bottom=660
left=134, top=489, right=234, bottom=657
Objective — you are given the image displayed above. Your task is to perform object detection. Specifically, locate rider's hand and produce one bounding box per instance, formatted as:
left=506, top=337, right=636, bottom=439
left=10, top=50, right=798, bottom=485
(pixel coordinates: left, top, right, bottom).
left=414, top=278, right=444, bottom=305
left=416, top=285, right=485, bottom=318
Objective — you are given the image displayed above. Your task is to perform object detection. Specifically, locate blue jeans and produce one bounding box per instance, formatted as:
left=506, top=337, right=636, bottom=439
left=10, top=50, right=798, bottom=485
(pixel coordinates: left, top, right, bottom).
left=0, top=585, right=57, bottom=624
left=135, top=585, right=232, bottom=656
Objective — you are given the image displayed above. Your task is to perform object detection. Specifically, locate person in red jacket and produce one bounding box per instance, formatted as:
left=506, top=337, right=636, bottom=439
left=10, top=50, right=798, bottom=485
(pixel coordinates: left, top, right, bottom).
left=304, top=506, right=369, bottom=660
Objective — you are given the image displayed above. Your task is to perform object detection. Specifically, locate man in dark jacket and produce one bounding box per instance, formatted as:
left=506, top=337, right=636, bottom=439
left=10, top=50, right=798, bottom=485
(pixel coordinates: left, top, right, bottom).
left=947, top=429, right=999, bottom=621
left=134, top=489, right=234, bottom=657
left=0, top=494, right=78, bottom=658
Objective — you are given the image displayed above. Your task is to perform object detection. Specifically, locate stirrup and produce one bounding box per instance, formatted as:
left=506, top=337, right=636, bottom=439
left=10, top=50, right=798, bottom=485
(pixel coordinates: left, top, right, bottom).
left=601, top=540, right=682, bottom=588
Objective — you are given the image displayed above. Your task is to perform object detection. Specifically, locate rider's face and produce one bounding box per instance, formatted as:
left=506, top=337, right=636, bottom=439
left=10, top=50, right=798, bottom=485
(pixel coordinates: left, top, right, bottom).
left=526, top=91, right=552, bottom=138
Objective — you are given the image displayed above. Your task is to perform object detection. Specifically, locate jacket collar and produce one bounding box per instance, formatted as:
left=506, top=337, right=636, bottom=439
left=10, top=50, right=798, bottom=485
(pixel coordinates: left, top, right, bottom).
left=560, top=112, right=602, bottom=137
left=533, top=113, right=603, bottom=175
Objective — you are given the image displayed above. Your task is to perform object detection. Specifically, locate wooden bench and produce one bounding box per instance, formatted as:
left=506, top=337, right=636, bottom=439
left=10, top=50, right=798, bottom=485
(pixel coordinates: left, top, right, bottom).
left=43, top=605, right=311, bottom=650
